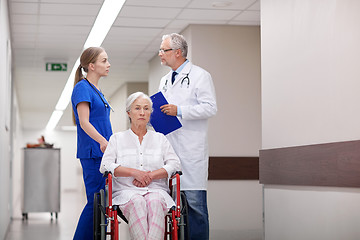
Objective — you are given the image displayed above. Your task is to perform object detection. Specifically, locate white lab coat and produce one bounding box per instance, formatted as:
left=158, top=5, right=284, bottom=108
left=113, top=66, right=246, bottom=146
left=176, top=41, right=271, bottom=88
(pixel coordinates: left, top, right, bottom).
left=158, top=62, right=217, bottom=190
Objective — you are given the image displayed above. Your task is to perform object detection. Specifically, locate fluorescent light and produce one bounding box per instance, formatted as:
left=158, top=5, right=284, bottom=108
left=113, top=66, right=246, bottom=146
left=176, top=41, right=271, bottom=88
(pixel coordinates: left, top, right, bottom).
left=55, top=58, right=80, bottom=111
left=46, top=110, right=63, bottom=131
left=61, top=126, right=77, bottom=131
left=84, top=0, right=126, bottom=49
left=45, top=0, right=125, bottom=130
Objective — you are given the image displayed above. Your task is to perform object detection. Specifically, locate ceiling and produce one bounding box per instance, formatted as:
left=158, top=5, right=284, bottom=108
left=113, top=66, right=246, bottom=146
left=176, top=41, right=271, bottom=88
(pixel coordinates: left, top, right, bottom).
left=9, top=0, right=260, bottom=131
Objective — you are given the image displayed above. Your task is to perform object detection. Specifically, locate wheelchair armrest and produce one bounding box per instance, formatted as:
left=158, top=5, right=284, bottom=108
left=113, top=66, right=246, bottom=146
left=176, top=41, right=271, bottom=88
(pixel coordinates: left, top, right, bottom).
left=170, top=171, right=182, bottom=179
left=103, top=171, right=112, bottom=178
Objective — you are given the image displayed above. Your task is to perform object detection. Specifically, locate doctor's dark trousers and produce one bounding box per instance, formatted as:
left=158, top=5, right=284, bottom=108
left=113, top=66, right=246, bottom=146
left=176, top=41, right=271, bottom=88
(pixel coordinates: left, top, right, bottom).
left=73, top=158, right=105, bottom=240
left=182, top=190, right=209, bottom=240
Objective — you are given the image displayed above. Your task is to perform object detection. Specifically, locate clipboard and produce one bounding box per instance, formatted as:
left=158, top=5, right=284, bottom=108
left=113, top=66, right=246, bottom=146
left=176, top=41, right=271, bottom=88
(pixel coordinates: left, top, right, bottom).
left=150, top=92, right=182, bottom=135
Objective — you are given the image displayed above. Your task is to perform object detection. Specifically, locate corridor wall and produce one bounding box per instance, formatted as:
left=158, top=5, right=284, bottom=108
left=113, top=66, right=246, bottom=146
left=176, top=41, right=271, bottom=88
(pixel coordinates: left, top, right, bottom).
left=261, top=0, right=360, bottom=239
left=0, top=0, right=13, bottom=238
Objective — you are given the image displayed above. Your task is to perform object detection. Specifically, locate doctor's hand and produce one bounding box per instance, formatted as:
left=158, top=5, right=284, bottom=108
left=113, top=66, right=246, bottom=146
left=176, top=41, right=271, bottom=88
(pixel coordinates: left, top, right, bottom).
left=160, top=104, right=177, bottom=116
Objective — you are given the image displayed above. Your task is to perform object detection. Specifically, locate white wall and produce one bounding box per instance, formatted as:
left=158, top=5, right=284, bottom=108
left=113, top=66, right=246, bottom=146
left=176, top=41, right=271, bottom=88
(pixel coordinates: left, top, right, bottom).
left=261, top=0, right=360, bottom=150
left=264, top=185, right=360, bottom=240
left=0, top=0, right=13, bottom=238
left=149, top=25, right=262, bottom=240
left=109, top=84, right=128, bottom=133
left=261, top=0, right=360, bottom=239
left=11, top=90, right=24, bottom=220
left=189, top=25, right=261, bottom=157
left=148, top=55, right=168, bottom=96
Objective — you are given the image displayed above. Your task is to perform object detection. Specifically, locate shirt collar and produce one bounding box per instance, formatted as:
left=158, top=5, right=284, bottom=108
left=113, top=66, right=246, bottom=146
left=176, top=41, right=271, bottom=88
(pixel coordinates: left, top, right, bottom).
left=174, top=59, right=189, bottom=74
left=128, top=128, right=148, bottom=141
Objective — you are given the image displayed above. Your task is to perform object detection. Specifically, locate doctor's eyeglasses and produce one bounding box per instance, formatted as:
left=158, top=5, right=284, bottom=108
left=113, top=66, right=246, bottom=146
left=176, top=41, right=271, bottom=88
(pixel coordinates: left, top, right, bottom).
left=158, top=48, right=174, bottom=54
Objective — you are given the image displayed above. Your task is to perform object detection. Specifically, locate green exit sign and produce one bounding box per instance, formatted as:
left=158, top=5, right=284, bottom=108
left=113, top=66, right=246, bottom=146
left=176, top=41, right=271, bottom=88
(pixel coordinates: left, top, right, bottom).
left=46, top=63, right=67, bottom=71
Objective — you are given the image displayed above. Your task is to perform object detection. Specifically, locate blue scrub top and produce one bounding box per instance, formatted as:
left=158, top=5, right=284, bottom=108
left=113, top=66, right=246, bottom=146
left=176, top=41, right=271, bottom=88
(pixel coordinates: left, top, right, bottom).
left=71, top=79, right=113, bottom=159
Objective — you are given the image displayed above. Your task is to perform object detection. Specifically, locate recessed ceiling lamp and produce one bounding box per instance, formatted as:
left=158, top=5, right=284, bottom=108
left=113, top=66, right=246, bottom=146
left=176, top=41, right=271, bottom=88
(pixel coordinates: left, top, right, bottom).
left=45, top=0, right=125, bottom=131
left=212, top=1, right=232, bottom=8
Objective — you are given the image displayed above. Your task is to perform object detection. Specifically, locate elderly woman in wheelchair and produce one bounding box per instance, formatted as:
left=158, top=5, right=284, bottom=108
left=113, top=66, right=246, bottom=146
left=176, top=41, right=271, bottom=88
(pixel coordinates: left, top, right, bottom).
left=100, top=92, right=181, bottom=240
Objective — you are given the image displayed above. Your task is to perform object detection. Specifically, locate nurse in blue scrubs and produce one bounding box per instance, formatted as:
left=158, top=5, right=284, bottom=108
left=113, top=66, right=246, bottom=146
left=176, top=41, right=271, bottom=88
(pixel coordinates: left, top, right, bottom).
left=71, top=47, right=112, bottom=240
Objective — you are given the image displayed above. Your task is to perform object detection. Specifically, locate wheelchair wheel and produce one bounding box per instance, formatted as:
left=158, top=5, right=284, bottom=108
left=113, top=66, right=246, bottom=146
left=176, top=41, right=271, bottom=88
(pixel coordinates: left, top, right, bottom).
left=93, top=189, right=106, bottom=240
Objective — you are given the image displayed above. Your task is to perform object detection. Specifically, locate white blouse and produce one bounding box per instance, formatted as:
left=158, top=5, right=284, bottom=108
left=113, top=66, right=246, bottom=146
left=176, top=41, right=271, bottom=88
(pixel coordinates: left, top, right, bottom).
left=100, top=129, right=181, bottom=208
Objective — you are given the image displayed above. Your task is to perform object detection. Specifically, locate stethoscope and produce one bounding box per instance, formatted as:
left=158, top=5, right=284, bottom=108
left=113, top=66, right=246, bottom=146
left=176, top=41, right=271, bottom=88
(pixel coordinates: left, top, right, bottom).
left=163, top=72, right=190, bottom=92
left=85, top=78, right=114, bottom=112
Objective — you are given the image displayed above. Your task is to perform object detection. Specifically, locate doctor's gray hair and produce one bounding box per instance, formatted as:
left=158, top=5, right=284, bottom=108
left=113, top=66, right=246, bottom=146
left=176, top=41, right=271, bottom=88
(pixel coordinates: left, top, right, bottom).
left=162, top=33, right=188, bottom=58
left=126, top=92, right=153, bottom=113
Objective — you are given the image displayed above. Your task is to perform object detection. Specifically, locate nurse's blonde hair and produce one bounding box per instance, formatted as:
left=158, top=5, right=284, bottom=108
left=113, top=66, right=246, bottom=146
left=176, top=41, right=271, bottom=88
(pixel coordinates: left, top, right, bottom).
left=72, top=47, right=105, bottom=124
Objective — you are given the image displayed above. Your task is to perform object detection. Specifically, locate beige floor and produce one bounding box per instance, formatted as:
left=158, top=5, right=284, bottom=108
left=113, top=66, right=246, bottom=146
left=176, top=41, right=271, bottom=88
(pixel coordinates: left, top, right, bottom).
left=5, top=189, right=86, bottom=240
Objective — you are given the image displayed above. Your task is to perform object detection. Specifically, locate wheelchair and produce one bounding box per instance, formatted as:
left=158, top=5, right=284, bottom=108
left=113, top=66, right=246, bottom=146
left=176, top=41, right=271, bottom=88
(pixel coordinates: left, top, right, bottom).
left=93, top=171, right=189, bottom=240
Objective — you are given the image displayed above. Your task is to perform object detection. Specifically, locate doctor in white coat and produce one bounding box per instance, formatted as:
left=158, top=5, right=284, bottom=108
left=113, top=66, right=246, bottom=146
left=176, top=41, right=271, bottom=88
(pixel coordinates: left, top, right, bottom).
left=158, top=33, right=217, bottom=240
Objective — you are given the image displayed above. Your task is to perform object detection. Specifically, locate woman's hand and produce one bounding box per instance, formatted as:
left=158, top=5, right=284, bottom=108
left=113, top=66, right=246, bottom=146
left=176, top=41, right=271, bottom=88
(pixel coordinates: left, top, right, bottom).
left=131, top=169, right=152, bottom=187
left=133, top=179, right=148, bottom=187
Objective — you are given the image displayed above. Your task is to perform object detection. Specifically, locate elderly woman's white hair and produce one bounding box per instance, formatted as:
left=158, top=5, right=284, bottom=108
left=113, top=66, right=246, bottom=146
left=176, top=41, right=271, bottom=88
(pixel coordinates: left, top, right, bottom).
left=126, top=92, right=153, bottom=113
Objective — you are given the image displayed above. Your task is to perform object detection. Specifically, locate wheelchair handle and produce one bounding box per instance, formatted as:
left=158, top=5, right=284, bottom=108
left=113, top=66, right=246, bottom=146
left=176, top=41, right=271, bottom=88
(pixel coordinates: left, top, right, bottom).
left=170, top=171, right=182, bottom=179
left=103, top=171, right=112, bottom=178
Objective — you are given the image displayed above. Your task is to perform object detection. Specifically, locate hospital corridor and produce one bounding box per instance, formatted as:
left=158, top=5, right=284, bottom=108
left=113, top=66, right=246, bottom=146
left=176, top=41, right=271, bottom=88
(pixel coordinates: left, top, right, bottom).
left=3, top=0, right=360, bottom=239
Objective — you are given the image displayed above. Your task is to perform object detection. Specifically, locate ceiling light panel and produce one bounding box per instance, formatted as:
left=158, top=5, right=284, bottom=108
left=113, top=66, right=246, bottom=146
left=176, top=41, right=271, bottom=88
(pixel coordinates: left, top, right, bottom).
left=11, top=14, right=38, bottom=24
left=113, top=17, right=170, bottom=28
left=106, top=26, right=161, bottom=38
left=233, top=10, right=260, bottom=21
left=247, top=1, right=260, bottom=10
left=39, top=3, right=101, bottom=16
left=179, top=9, right=239, bottom=20
left=38, top=25, right=90, bottom=35
left=123, top=0, right=191, bottom=8
left=42, top=0, right=101, bottom=3
left=10, top=2, right=39, bottom=14
left=38, top=15, right=94, bottom=26
left=120, top=5, right=182, bottom=19
left=167, top=19, right=227, bottom=29
left=188, top=0, right=257, bottom=10
left=11, top=24, right=38, bottom=33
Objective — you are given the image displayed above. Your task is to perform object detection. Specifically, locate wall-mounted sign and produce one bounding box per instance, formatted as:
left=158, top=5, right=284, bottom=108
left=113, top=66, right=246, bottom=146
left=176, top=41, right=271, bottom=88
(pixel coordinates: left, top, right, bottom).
left=46, top=63, right=67, bottom=71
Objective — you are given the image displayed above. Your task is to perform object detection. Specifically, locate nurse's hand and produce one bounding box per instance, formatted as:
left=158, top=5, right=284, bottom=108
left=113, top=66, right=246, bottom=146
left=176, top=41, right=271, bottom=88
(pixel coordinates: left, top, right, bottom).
left=160, top=104, right=177, bottom=116
left=100, top=140, right=108, bottom=153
